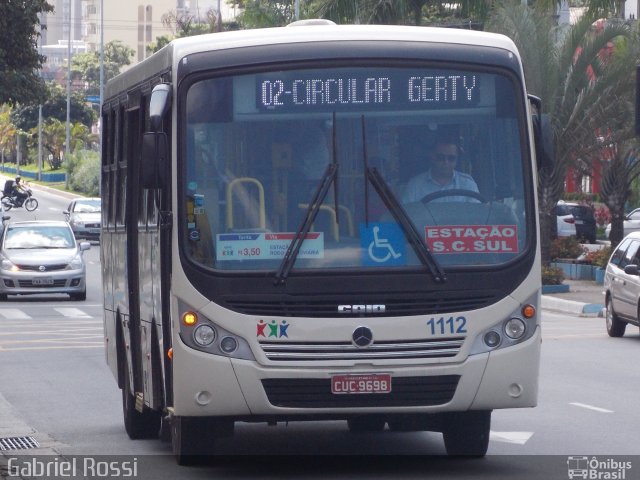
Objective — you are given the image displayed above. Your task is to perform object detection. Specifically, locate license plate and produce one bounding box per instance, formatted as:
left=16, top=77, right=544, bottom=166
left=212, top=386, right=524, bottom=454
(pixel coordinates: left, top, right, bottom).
left=331, top=374, right=392, bottom=394
left=33, top=278, right=54, bottom=285
left=575, top=220, right=584, bottom=224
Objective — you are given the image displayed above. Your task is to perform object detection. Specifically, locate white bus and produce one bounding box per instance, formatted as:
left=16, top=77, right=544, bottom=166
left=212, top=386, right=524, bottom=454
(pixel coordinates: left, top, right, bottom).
left=101, top=21, right=544, bottom=463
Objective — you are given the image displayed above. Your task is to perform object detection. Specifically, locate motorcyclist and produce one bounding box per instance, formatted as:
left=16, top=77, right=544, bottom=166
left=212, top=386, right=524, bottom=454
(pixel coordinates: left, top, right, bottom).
left=12, top=176, right=28, bottom=207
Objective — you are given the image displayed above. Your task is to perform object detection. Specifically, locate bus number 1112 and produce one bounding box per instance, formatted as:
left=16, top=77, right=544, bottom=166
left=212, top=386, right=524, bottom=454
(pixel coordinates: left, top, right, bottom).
left=427, top=316, right=467, bottom=335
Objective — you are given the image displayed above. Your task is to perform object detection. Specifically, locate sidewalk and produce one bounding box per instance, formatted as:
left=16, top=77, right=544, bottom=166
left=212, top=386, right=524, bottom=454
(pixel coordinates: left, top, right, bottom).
left=541, top=279, right=606, bottom=317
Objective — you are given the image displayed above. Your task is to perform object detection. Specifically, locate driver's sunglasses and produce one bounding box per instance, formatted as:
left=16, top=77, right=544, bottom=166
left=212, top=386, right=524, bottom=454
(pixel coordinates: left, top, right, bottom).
left=433, top=153, right=458, bottom=163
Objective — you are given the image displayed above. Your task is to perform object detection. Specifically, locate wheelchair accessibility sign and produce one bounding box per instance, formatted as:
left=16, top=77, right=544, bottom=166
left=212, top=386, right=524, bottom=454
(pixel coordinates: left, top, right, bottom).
left=360, top=223, right=405, bottom=266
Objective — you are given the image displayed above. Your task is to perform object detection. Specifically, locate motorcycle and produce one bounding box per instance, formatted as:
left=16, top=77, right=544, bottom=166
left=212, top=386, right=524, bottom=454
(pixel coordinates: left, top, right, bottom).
left=1, top=185, right=38, bottom=212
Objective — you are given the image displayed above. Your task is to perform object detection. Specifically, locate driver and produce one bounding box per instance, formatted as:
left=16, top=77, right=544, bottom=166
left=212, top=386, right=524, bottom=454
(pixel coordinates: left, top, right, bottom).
left=12, top=176, right=29, bottom=207
left=401, top=139, right=479, bottom=203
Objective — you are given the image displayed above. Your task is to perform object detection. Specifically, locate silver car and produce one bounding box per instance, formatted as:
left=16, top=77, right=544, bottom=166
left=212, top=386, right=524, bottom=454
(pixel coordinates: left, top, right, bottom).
left=63, top=197, right=101, bottom=240
left=0, top=221, right=90, bottom=301
left=604, top=231, right=640, bottom=337
left=605, top=208, right=640, bottom=239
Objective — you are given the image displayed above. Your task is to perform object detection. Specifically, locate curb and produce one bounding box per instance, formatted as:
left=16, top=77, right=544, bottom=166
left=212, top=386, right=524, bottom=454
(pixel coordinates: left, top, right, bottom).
left=541, top=295, right=605, bottom=317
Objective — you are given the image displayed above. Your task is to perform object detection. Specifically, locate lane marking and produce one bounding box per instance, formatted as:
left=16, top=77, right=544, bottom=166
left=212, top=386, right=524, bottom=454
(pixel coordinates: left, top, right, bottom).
left=54, top=307, right=91, bottom=318
left=569, top=402, right=613, bottom=413
left=0, top=309, right=32, bottom=320
left=490, top=431, right=534, bottom=445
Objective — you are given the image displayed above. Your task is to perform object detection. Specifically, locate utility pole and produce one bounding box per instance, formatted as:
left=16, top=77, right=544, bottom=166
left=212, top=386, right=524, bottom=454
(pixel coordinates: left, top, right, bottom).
left=65, top=0, right=72, bottom=189
left=37, top=19, right=43, bottom=182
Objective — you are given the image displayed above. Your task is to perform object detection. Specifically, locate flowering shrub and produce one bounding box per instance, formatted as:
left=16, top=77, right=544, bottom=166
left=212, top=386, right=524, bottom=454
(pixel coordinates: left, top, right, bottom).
left=584, top=246, right=612, bottom=268
left=594, top=205, right=611, bottom=227
left=542, top=265, right=564, bottom=285
left=550, top=237, right=583, bottom=260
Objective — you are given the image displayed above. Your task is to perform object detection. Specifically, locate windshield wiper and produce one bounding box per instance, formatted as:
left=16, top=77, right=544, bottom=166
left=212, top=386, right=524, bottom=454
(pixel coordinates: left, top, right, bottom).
left=360, top=116, right=445, bottom=283
left=366, top=167, right=446, bottom=283
left=274, top=162, right=338, bottom=286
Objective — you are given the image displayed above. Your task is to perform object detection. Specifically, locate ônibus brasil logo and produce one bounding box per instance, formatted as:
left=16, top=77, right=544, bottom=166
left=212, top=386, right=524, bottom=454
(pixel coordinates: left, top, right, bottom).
left=567, top=456, right=632, bottom=480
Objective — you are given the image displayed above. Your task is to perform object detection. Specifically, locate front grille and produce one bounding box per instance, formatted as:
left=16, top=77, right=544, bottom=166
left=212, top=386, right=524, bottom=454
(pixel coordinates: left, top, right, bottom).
left=260, top=337, right=464, bottom=362
left=262, top=375, right=460, bottom=408
left=224, top=291, right=499, bottom=317
left=17, top=264, right=67, bottom=272
left=18, top=279, right=67, bottom=288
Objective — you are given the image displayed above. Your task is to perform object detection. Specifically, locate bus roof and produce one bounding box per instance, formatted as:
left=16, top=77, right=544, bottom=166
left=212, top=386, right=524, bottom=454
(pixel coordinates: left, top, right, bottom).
left=168, top=23, right=519, bottom=59
left=104, top=24, right=521, bottom=99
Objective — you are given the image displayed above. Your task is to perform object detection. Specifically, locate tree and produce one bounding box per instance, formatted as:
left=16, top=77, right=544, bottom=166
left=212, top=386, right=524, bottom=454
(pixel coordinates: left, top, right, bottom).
left=10, top=83, right=96, bottom=131
left=40, top=118, right=66, bottom=169
left=0, top=105, right=17, bottom=162
left=486, top=4, right=638, bottom=264
left=0, top=0, right=53, bottom=105
left=600, top=143, right=640, bottom=247
left=71, top=41, right=135, bottom=96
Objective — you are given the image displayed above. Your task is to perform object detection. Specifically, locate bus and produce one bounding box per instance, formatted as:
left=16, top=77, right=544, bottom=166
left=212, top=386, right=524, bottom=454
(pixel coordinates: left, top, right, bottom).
left=101, top=20, right=545, bottom=463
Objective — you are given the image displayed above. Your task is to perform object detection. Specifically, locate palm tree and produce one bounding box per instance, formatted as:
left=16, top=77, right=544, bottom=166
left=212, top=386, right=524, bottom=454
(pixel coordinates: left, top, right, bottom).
left=600, top=142, right=640, bottom=247
left=486, top=4, right=638, bottom=264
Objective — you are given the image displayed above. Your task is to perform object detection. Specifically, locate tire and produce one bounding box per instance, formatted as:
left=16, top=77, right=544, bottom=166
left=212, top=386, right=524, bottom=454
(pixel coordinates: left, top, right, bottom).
left=0, top=294, right=7, bottom=301
left=172, top=416, right=217, bottom=465
left=69, top=290, right=86, bottom=301
left=122, top=366, right=161, bottom=440
left=24, top=197, right=38, bottom=211
left=442, top=411, right=491, bottom=457
left=2, top=198, right=12, bottom=211
left=347, top=416, right=386, bottom=433
left=606, top=297, right=626, bottom=337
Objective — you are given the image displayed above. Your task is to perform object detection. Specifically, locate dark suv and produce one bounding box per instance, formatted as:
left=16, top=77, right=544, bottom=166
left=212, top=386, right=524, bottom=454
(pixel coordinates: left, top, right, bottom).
left=554, top=201, right=597, bottom=244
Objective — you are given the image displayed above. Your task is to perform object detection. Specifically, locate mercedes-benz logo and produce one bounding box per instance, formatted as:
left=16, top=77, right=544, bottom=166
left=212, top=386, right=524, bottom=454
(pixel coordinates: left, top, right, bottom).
left=352, top=326, right=373, bottom=348
left=38, top=266, right=46, bottom=272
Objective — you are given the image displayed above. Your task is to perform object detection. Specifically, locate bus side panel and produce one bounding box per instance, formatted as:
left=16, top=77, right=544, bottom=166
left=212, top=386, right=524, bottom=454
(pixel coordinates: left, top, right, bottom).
left=101, top=107, right=119, bottom=383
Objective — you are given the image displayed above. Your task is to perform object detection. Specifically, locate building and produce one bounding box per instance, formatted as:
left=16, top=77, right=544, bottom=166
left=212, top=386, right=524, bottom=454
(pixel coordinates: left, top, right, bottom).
left=83, top=0, right=176, bottom=63
left=40, top=0, right=84, bottom=46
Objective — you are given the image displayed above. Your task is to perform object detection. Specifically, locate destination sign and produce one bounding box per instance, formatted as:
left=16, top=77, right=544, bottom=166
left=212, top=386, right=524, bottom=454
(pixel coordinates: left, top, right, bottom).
left=256, top=70, right=482, bottom=112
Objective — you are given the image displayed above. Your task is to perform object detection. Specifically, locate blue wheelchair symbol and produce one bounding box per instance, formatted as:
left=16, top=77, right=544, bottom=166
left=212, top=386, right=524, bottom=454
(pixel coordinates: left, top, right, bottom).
left=360, top=223, right=405, bottom=266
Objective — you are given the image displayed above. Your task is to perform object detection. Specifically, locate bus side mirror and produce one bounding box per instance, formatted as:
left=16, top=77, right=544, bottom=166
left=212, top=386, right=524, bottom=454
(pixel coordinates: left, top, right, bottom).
left=141, top=132, right=168, bottom=189
left=529, top=94, right=554, bottom=171
left=149, top=83, right=172, bottom=132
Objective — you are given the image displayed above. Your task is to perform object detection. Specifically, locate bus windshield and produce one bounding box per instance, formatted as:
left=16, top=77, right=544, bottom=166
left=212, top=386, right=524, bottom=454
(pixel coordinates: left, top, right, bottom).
left=182, top=65, right=530, bottom=272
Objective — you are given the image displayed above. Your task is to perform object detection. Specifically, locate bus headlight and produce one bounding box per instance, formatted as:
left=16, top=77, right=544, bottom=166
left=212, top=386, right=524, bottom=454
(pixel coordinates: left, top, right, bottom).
left=178, top=301, right=255, bottom=361
left=469, top=296, right=538, bottom=355
left=220, top=336, right=238, bottom=354
left=193, top=324, right=216, bottom=346
left=483, top=331, right=501, bottom=348
left=504, top=318, right=526, bottom=339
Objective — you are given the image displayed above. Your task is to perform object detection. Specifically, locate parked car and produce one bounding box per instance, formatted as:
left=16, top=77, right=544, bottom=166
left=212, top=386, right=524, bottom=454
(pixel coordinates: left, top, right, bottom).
left=0, top=220, right=90, bottom=301
left=63, top=197, right=101, bottom=240
left=603, top=231, right=640, bottom=337
left=605, top=208, right=640, bottom=239
left=553, top=201, right=596, bottom=243
left=552, top=203, right=577, bottom=239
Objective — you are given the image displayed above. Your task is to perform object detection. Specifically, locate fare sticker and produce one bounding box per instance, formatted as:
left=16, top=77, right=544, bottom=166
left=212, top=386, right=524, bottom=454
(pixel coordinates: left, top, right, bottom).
left=425, top=225, right=518, bottom=254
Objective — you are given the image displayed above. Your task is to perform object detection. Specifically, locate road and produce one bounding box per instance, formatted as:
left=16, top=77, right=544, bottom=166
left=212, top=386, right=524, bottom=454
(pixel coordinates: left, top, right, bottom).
left=0, top=186, right=639, bottom=478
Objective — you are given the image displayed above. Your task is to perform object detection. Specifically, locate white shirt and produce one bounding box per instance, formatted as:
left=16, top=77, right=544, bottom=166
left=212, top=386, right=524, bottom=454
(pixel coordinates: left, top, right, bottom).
left=401, top=169, right=479, bottom=203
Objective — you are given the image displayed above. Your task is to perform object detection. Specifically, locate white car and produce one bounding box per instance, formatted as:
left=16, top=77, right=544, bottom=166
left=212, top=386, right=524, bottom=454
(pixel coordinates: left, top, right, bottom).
left=605, top=208, right=640, bottom=239
left=555, top=210, right=577, bottom=238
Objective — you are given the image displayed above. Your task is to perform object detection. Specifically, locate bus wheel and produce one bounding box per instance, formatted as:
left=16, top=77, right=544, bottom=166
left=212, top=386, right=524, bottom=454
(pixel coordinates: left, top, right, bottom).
left=347, top=416, right=386, bottom=432
left=606, top=298, right=626, bottom=337
left=122, top=368, right=160, bottom=439
left=442, top=411, right=491, bottom=457
left=171, top=416, right=216, bottom=465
